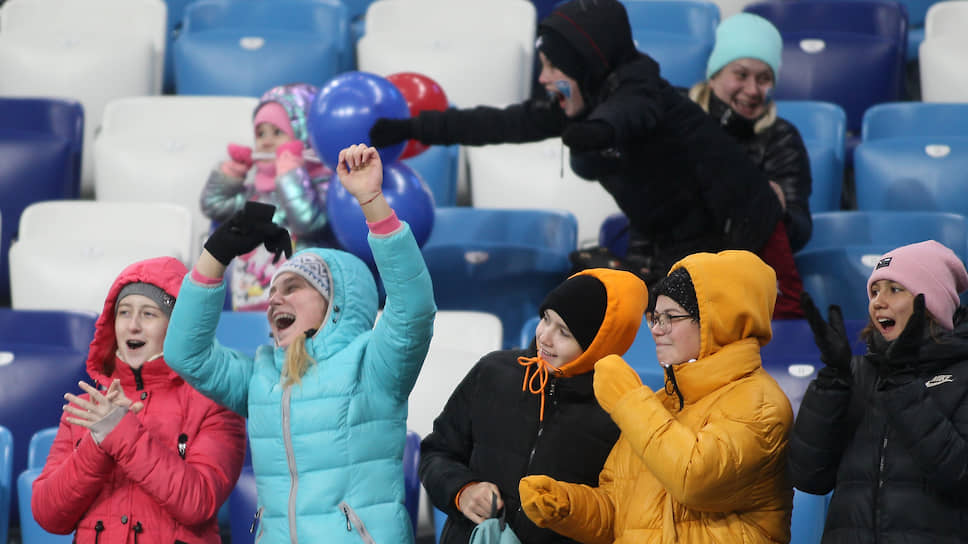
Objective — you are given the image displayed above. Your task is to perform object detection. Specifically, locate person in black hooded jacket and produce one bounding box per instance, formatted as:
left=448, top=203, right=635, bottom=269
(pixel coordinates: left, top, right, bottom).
left=369, top=0, right=784, bottom=288
left=790, top=240, right=968, bottom=543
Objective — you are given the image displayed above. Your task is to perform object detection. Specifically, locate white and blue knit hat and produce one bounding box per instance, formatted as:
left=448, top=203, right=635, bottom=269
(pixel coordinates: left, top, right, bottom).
left=270, top=251, right=331, bottom=303
left=706, top=13, right=783, bottom=80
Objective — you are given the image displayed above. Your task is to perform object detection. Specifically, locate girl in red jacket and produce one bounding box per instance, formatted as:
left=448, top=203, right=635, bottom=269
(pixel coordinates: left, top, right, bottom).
left=32, top=256, right=247, bottom=544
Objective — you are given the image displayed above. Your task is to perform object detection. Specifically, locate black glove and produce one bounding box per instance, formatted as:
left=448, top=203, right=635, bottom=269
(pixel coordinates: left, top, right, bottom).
left=562, top=120, right=615, bottom=153
left=877, top=294, right=927, bottom=383
left=801, top=291, right=852, bottom=375
left=205, top=201, right=293, bottom=266
left=369, top=118, right=414, bottom=148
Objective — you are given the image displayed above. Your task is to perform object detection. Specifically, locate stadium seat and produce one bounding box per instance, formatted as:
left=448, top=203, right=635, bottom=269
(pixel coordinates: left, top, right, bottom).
left=919, top=1, right=968, bottom=102
left=761, top=318, right=867, bottom=415
left=162, top=0, right=197, bottom=92
left=0, top=426, right=11, bottom=544
left=18, top=427, right=72, bottom=544
left=0, top=97, right=84, bottom=199
left=0, top=310, right=94, bottom=535
left=94, top=95, right=258, bottom=257
left=466, top=139, right=622, bottom=246
left=621, top=0, right=720, bottom=88
left=0, top=132, right=74, bottom=303
left=421, top=207, right=576, bottom=348
left=744, top=0, right=907, bottom=142
left=229, top=465, right=259, bottom=544
left=358, top=0, right=536, bottom=108
left=853, top=137, right=968, bottom=215
left=403, top=145, right=460, bottom=207
left=895, top=0, right=936, bottom=60
left=173, top=0, right=350, bottom=96
left=403, top=431, right=420, bottom=533
left=0, top=0, right=166, bottom=195
left=790, top=489, right=832, bottom=544
left=775, top=100, right=847, bottom=213
left=862, top=101, right=968, bottom=140
left=801, top=211, right=968, bottom=256
left=9, top=201, right=194, bottom=313
left=214, top=311, right=272, bottom=358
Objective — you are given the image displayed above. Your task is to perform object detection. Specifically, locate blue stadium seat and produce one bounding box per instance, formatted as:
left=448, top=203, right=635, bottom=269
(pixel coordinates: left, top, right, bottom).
left=162, top=0, right=198, bottom=92
left=18, top=426, right=71, bottom=544
left=0, top=131, right=75, bottom=303
left=0, top=426, right=11, bottom=544
left=862, top=101, right=968, bottom=141
left=744, top=0, right=907, bottom=141
left=801, top=211, right=968, bottom=256
left=0, top=97, right=83, bottom=199
left=403, top=430, right=420, bottom=534
left=215, top=311, right=272, bottom=358
left=519, top=315, right=665, bottom=390
left=775, top=100, right=846, bottom=213
left=434, top=505, right=447, bottom=544
left=790, top=489, right=832, bottom=544
left=403, top=145, right=460, bottom=207
left=853, top=137, right=968, bottom=215
left=173, top=0, right=350, bottom=96
left=598, top=213, right=630, bottom=258
left=761, top=319, right=867, bottom=414
left=230, top=464, right=259, bottom=544
left=421, top=207, right=577, bottom=349
left=0, top=309, right=95, bottom=529
left=620, top=0, right=720, bottom=88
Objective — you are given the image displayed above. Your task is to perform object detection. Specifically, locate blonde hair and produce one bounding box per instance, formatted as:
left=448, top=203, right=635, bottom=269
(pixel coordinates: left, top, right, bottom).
left=281, top=326, right=321, bottom=386
left=688, top=81, right=776, bottom=134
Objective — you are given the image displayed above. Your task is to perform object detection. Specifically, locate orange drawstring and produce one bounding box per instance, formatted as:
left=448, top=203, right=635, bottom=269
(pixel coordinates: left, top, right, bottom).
left=517, top=355, right=562, bottom=421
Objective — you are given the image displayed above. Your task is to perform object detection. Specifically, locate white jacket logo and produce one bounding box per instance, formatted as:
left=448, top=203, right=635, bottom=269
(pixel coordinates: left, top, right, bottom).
left=925, top=375, right=954, bottom=388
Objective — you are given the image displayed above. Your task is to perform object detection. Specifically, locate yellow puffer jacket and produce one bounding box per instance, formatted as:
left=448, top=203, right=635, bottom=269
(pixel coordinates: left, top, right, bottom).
left=521, top=250, right=794, bottom=543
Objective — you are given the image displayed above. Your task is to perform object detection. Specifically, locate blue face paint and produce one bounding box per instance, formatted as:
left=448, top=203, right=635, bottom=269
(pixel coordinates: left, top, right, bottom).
left=553, top=80, right=571, bottom=99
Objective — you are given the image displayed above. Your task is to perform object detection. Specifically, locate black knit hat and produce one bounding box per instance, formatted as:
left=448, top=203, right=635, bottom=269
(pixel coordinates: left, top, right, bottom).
left=539, top=274, right=608, bottom=350
left=535, top=27, right=588, bottom=86
left=651, top=267, right=700, bottom=323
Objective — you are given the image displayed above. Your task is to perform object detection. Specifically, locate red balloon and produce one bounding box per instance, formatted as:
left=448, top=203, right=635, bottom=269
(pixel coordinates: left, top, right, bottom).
left=386, top=72, right=449, bottom=159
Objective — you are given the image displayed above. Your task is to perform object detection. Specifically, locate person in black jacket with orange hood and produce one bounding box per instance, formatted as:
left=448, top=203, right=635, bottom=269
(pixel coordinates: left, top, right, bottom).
left=370, top=0, right=786, bottom=292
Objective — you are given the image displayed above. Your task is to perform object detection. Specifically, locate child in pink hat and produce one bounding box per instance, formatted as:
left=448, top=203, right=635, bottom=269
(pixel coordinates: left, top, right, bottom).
left=200, top=83, right=336, bottom=311
left=789, top=239, right=968, bottom=543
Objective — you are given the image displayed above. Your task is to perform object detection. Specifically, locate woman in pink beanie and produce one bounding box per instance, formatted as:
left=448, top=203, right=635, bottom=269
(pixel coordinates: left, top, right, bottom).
left=787, top=239, right=968, bottom=543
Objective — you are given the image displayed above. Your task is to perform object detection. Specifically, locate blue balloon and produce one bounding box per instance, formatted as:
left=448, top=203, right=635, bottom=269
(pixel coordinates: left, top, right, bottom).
left=327, top=161, right=436, bottom=265
left=308, top=71, right=410, bottom=170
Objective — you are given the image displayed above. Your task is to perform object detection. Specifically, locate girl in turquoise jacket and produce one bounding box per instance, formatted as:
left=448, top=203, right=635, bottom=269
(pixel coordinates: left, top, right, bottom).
left=165, top=144, right=437, bottom=544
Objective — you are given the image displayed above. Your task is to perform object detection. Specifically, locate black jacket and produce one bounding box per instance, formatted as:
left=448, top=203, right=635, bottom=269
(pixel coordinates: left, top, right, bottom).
left=420, top=347, right=620, bottom=544
left=707, top=94, right=813, bottom=253
left=407, top=0, right=782, bottom=273
left=788, top=317, right=968, bottom=543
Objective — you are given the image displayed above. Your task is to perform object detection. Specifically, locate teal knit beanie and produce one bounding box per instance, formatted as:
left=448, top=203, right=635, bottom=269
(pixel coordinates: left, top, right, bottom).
left=706, top=13, right=782, bottom=80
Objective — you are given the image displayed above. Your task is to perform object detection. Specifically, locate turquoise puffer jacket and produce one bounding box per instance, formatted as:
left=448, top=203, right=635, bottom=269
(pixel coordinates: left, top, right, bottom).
left=164, top=223, right=436, bottom=544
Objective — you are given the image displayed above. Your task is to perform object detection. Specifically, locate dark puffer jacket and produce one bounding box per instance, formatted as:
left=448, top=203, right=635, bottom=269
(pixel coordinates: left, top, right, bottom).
left=788, top=316, right=968, bottom=543
left=407, top=0, right=782, bottom=274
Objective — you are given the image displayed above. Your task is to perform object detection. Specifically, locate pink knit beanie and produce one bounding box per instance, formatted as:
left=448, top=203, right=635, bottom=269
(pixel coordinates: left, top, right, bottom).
left=867, top=240, right=968, bottom=330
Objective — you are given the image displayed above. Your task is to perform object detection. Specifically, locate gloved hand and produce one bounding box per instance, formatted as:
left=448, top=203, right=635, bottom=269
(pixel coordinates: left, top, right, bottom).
left=519, top=475, right=571, bottom=527
left=275, top=140, right=305, bottom=174
left=593, top=354, right=643, bottom=414
left=368, top=118, right=414, bottom=148
left=800, top=291, right=852, bottom=376
left=204, top=201, right=292, bottom=265
left=221, top=143, right=253, bottom=179
left=562, top=120, right=615, bottom=153
left=876, top=294, right=927, bottom=384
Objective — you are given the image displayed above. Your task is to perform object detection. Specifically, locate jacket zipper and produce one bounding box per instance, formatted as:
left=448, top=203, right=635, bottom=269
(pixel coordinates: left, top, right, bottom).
left=133, top=521, right=143, bottom=544
left=339, top=502, right=378, bottom=544
left=282, top=385, right=298, bottom=544
left=517, top=377, right=559, bottom=517
left=94, top=520, right=104, bottom=544
left=874, top=428, right=888, bottom=543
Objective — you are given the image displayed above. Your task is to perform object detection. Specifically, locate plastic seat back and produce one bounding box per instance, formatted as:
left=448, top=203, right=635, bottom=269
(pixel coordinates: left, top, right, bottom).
left=215, top=311, right=272, bottom=358
left=403, top=145, right=460, bottom=207
left=775, top=100, right=846, bottom=213
left=863, top=102, right=968, bottom=141
left=0, top=426, right=11, bottom=544
left=801, top=211, right=968, bottom=256
left=0, top=97, right=84, bottom=198
left=621, top=0, right=719, bottom=87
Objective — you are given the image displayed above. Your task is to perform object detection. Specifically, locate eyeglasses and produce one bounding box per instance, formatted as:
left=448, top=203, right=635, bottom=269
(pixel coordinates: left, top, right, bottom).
left=647, top=311, right=694, bottom=331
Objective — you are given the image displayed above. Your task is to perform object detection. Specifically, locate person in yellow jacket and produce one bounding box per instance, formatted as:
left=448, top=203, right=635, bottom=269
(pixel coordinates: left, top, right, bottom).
left=518, top=250, right=794, bottom=543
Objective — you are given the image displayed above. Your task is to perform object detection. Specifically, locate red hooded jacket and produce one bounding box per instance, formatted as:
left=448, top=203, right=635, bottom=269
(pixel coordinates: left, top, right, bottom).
left=32, top=257, right=247, bottom=544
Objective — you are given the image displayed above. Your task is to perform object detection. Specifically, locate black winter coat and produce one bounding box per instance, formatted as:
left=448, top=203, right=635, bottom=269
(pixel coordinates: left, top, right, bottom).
left=788, top=318, right=968, bottom=543
left=706, top=94, right=813, bottom=253
left=419, top=347, right=620, bottom=544
left=408, top=0, right=782, bottom=274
